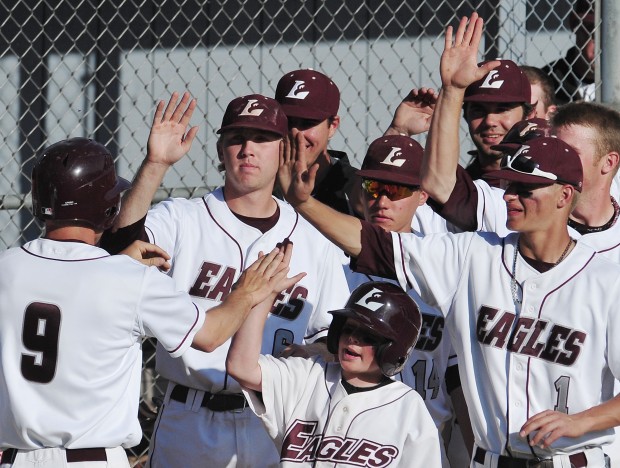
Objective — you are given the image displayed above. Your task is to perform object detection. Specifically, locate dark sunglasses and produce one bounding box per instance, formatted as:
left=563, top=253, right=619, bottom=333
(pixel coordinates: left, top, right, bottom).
left=341, top=323, right=387, bottom=346
left=501, top=152, right=577, bottom=187
left=361, top=179, right=418, bottom=201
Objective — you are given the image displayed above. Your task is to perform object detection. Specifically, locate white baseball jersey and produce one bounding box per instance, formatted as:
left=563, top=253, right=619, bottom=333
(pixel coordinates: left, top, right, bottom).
left=145, top=188, right=349, bottom=468
left=346, top=269, right=458, bottom=435
left=244, top=354, right=442, bottom=467
left=0, top=239, right=203, bottom=450
left=412, top=203, right=460, bottom=235
left=354, top=227, right=620, bottom=457
left=148, top=188, right=348, bottom=393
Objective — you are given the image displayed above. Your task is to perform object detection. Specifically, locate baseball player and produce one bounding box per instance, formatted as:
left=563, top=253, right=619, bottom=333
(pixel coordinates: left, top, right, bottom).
left=346, top=134, right=473, bottom=465
left=227, top=280, right=443, bottom=467
left=274, top=68, right=362, bottom=217
left=520, top=66, right=558, bottom=120
left=280, top=114, right=620, bottom=468
left=0, top=138, right=293, bottom=468
left=107, top=93, right=349, bottom=467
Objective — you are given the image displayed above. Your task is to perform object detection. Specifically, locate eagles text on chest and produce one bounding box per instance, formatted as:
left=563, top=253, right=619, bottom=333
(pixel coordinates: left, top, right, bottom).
left=476, top=306, right=586, bottom=365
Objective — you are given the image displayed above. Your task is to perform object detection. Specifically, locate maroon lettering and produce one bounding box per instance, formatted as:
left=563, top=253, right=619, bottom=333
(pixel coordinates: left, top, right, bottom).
left=188, top=262, right=221, bottom=298
left=476, top=307, right=585, bottom=366
left=205, top=266, right=235, bottom=301
left=415, top=314, right=444, bottom=351
left=520, top=320, right=547, bottom=357
left=272, top=285, right=308, bottom=320
left=483, top=311, right=515, bottom=348
left=370, top=446, right=399, bottom=467
left=476, top=306, right=499, bottom=342
left=281, top=420, right=402, bottom=466
left=540, top=325, right=569, bottom=362
left=557, top=331, right=585, bottom=366
left=348, top=441, right=376, bottom=464
left=508, top=317, right=535, bottom=352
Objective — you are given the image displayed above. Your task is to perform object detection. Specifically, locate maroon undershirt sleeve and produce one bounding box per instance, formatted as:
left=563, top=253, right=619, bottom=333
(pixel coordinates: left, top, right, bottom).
left=99, top=215, right=149, bottom=254
left=427, top=165, right=480, bottom=232
left=350, top=220, right=398, bottom=280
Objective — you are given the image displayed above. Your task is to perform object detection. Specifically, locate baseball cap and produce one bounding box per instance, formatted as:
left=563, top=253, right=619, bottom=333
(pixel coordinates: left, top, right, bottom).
left=464, top=60, right=531, bottom=104
left=357, top=135, right=423, bottom=186
left=491, top=118, right=552, bottom=154
left=217, top=94, right=288, bottom=137
left=275, top=69, right=340, bottom=121
left=485, top=136, right=583, bottom=191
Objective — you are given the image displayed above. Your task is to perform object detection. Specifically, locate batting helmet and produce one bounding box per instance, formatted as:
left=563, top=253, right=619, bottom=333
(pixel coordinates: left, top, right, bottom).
left=327, top=281, right=422, bottom=377
left=31, top=138, right=131, bottom=231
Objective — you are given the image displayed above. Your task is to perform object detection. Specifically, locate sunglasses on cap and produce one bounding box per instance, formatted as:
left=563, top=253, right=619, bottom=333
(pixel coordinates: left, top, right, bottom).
left=361, top=179, right=418, bottom=201
left=501, top=152, right=578, bottom=186
left=341, top=323, right=387, bottom=346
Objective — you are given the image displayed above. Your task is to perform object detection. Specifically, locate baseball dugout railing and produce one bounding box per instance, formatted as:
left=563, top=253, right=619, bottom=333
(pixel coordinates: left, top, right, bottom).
left=0, top=0, right=604, bottom=465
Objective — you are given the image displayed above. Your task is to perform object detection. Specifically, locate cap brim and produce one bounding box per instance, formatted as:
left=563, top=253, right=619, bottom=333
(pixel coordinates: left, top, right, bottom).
left=490, top=142, right=521, bottom=154
left=484, top=169, right=556, bottom=186
left=279, top=103, right=332, bottom=121
left=357, top=169, right=420, bottom=187
left=463, top=95, right=527, bottom=103
left=217, top=122, right=285, bottom=138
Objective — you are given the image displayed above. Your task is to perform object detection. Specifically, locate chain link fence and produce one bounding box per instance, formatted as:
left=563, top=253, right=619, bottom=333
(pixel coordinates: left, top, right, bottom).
left=0, top=0, right=600, bottom=464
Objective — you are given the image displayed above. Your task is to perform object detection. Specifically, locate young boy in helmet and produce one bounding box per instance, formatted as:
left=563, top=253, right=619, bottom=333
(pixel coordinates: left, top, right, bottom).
left=227, top=281, right=443, bottom=467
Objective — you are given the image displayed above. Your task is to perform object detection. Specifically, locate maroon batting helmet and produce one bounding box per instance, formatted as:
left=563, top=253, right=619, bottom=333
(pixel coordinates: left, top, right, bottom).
left=327, top=281, right=422, bottom=377
left=31, top=138, right=131, bottom=231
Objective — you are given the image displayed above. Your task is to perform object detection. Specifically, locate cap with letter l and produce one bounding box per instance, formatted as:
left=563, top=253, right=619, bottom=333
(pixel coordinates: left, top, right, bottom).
left=464, top=59, right=531, bottom=104
left=275, top=69, right=340, bottom=121
left=356, top=135, right=424, bottom=186
left=217, top=94, right=288, bottom=137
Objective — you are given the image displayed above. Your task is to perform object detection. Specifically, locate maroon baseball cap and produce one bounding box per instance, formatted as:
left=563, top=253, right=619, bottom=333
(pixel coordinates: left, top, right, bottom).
left=357, top=135, right=423, bottom=186
left=275, top=69, right=340, bottom=121
left=485, top=136, right=583, bottom=191
left=464, top=60, right=531, bottom=104
left=217, top=94, right=288, bottom=137
left=491, top=118, right=552, bottom=154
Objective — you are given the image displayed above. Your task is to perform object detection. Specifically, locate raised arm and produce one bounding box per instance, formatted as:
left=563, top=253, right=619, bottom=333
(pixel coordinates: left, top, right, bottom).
left=226, top=243, right=305, bottom=391
left=421, top=13, right=499, bottom=204
left=192, top=244, right=302, bottom=353
left=278, top=131, right=363, bottom=257
left=384, top=87, right=438, bottom=137
left=113, top=92, right=198, bottom=230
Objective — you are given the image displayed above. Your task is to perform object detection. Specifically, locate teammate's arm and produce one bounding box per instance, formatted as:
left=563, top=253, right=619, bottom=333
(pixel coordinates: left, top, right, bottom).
left=421, top=13, right=499, bottom=204
left=113, top=92, right=198, bottom=230
left=278, top=131, right=363, bottom=257
left=519, top=394, right=620, bottom=449
left=192, top=245, right=303, bottom=353
left=384, top=88, right=438, bottom=137
left=226, top=245, right=305, bottom=391
left=450, top=386, right=474, bottom=457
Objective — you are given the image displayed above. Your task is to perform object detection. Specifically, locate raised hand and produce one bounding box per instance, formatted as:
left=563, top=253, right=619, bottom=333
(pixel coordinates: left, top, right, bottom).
left=278, top=129, right=318, bottom=207
left=147, top=91, right=199, bottom=167
left=441, top=13, right=500, bottom=90
left=386, top=87, right=438, bottom=136
left=234, top=243, right=305, bottom=307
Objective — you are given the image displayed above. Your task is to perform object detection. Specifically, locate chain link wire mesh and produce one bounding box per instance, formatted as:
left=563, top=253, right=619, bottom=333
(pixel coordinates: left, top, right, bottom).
left=0, top=0, right=599, bottom=465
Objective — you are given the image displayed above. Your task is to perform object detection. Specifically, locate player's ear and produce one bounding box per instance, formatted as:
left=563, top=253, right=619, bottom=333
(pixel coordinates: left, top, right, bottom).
left=327, top=116, right=340, bottom=139
left=601, top=151, right=620, bottom=176
left=418, top=189, right=429, bottom=206
left=557, top=184, right=575, bottom=209
left=216, top=138, right=226, bottom=173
